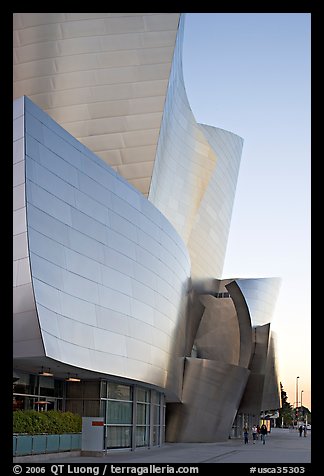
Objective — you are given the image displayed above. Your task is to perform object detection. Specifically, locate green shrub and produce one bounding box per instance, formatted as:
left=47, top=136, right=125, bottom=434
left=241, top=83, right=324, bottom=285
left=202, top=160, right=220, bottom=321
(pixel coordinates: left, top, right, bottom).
left=13, top=410, right=82, bottom=435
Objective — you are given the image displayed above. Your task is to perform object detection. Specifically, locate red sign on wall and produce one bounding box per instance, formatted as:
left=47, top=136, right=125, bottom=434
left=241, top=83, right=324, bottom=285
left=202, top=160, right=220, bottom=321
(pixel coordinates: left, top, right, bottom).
left=91, top=421, right=104, bottom=426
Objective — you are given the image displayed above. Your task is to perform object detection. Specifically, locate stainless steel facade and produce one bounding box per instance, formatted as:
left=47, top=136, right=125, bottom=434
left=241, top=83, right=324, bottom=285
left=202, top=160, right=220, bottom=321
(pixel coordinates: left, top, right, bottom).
left=13, top=95, right=190, bottom=397
left=13, top=12, right=281, bottom=446
left=13, top=13, right=180, bottom=197
left=166, top=278, right=281, bottom=442
left=149, top=15, right=243, bottom=279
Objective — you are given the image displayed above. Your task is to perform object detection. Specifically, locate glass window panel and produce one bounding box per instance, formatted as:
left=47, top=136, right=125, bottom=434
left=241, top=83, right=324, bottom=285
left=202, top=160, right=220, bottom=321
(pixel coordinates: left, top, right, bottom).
left=54, top=380, right=64, bottom=398
left=137, top=388, right=150, bottom=403
left=83, top=400, right=100, bottom=417
left=136, top=403, right=149, bottom=425
left=38, top=376, right=54, bottom=389
left=100, top=381, right=107, bottom=398
left=107, top=383, right=132, bottom=400
left=151, top=391, right=159, bottom=404
left=83, top=381, right=100, bottom=398
left=13, top=371, right=30, bottom=394
left=106, top=426, right=131, bottom=449
left=14, top=373, right=39, bottom=396
left=161, top=426, right=165, bottom=444
left=100, top=400, right=107, bottom=417
left=107, top=401, right=132, bottom=424
left=135, top=427, right=149, bottom=447
left=66, top=381, right=83, bottom=398
left=65, top=399, right=83, bottom=415
left=152, top=405, right=160, bottom=425
left=39, top=386, right=55, bottom=397
left=29, top=375, right=38, bottom=396
left=152, top=426, right=160, bottom=446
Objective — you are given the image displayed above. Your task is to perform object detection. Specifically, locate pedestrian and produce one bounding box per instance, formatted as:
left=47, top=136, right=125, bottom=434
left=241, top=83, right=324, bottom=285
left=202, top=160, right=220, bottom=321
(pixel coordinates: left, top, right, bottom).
left=298, top=424, right=303, bottom=437
left=303, top=425, right=307, bottom=437
left=243, top=426, right=249, bottom=444
left=252, top=425, right=258, bottom=443
left=260, top=423, right=267, bottom=444
left=257, top=424, right=261, bottom=439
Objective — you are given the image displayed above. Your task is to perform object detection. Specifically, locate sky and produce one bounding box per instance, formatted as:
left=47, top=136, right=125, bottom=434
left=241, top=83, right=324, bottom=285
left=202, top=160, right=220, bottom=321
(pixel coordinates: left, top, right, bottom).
left=182, top=13, right=311, bottom=411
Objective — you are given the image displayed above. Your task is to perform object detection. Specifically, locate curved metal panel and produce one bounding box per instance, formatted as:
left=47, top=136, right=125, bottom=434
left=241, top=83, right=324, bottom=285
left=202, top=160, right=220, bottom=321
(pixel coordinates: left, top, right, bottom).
left=188, top=126, right=243, bottom=279
left=196, top=295, right=240, bottom=366
left=13, top=13, right=282, bottom=445
left=182, top=288, right=205, bottom=357
left=229, top=278, right=281, bottom=416
left=235, top=277, right=281, bottom=326
left=261, top=332, right=281, bottom=411
left=225, top=280, right=253, bottom=368
left=148, top=16, right=217, bottom=244
left=13, top=13, right=180, bottom=196
left=13, top=97, right=45, bottom=359
left=238, top=324, right=270, bottom=414
left=166, top=357, right=250, bottom=442
left=148, top=15, right=243, bottom=279
left=20, top=96, right=191, bottom=392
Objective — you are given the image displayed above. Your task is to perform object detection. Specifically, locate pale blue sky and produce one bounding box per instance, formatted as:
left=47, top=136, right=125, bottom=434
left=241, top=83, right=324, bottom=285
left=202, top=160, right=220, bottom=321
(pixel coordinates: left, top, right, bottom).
left=182, top=13, right=311, bottom=409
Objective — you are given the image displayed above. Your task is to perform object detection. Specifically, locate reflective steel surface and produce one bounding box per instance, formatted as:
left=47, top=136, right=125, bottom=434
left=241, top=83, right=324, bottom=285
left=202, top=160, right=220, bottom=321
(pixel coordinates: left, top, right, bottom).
left=13, top=12, right=282, bottom=445
left=148, top=15, right=243, bottom=279
left=235, top=277, right=281, bottom=326
left=166, top=278, right=281, bottom=442
left=166, top=358, right=250, bottom=442
left=13, top=97, right=45, bottom=359
left=13, top=96, right=191, bottom=393
left=13, top=13, right=180, bottom=196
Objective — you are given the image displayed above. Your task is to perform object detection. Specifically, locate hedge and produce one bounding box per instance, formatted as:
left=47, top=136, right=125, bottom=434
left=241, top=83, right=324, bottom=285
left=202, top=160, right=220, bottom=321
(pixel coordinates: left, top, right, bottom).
left=13, top=410, right=82, bottom=435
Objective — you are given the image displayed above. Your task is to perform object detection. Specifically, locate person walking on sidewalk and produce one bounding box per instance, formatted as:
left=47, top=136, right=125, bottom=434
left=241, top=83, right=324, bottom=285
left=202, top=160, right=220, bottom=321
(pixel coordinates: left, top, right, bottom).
left=252, top=425, right=258, bottom=443
left=243, top=427, right=249, bottom=444
left=260, top=424, right=268, bottom=444
left=298, top=424, right=303, bottom=437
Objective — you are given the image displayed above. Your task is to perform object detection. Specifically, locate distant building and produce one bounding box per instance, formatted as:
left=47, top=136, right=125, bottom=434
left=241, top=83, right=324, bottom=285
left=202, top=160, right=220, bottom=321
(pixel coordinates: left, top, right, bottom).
left=13, top=13, right=281, bottom=449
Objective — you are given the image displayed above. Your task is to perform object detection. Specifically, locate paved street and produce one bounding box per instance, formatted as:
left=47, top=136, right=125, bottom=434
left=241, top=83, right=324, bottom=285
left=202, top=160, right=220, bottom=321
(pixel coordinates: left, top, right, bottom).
left=15, top=428, right=311, bottom=464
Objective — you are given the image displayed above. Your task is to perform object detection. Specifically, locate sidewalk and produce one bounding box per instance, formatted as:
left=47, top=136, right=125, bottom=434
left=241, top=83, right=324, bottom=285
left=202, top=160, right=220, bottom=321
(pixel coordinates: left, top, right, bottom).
left=14, top=428, right=311, bottom=464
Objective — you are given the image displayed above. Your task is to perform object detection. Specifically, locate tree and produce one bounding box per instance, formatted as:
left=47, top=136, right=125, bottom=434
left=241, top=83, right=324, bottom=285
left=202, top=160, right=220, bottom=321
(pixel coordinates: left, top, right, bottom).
left=298, top=405, right=311, bottom=424
left=276, top=382, right=293, bottom=427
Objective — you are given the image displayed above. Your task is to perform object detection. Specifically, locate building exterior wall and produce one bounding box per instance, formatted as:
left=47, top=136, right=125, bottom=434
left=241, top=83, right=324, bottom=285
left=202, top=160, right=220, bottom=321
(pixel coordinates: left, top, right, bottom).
left=165, top=278, right=280, bottom=442
left=13, top=97, right=45, bottom=360
left=166, top=358, right=250, bottom=442
left=261, top=333, right=281, bottom=411
left=13, top=12, right=282, bottom=447
left=235, top=278, right=281, bottom=327
left=13, top=13, right=180, bottom=196
left=13, top=96, right=190, bottom=396
left=148, top=15, right=243, bottom=279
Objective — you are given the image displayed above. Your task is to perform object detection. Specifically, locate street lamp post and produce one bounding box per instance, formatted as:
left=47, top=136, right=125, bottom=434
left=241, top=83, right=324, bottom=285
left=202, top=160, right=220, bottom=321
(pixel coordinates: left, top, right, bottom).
left=295, top=376, right=300, bottom=427
left=301, top=390, right=304, bottom=419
